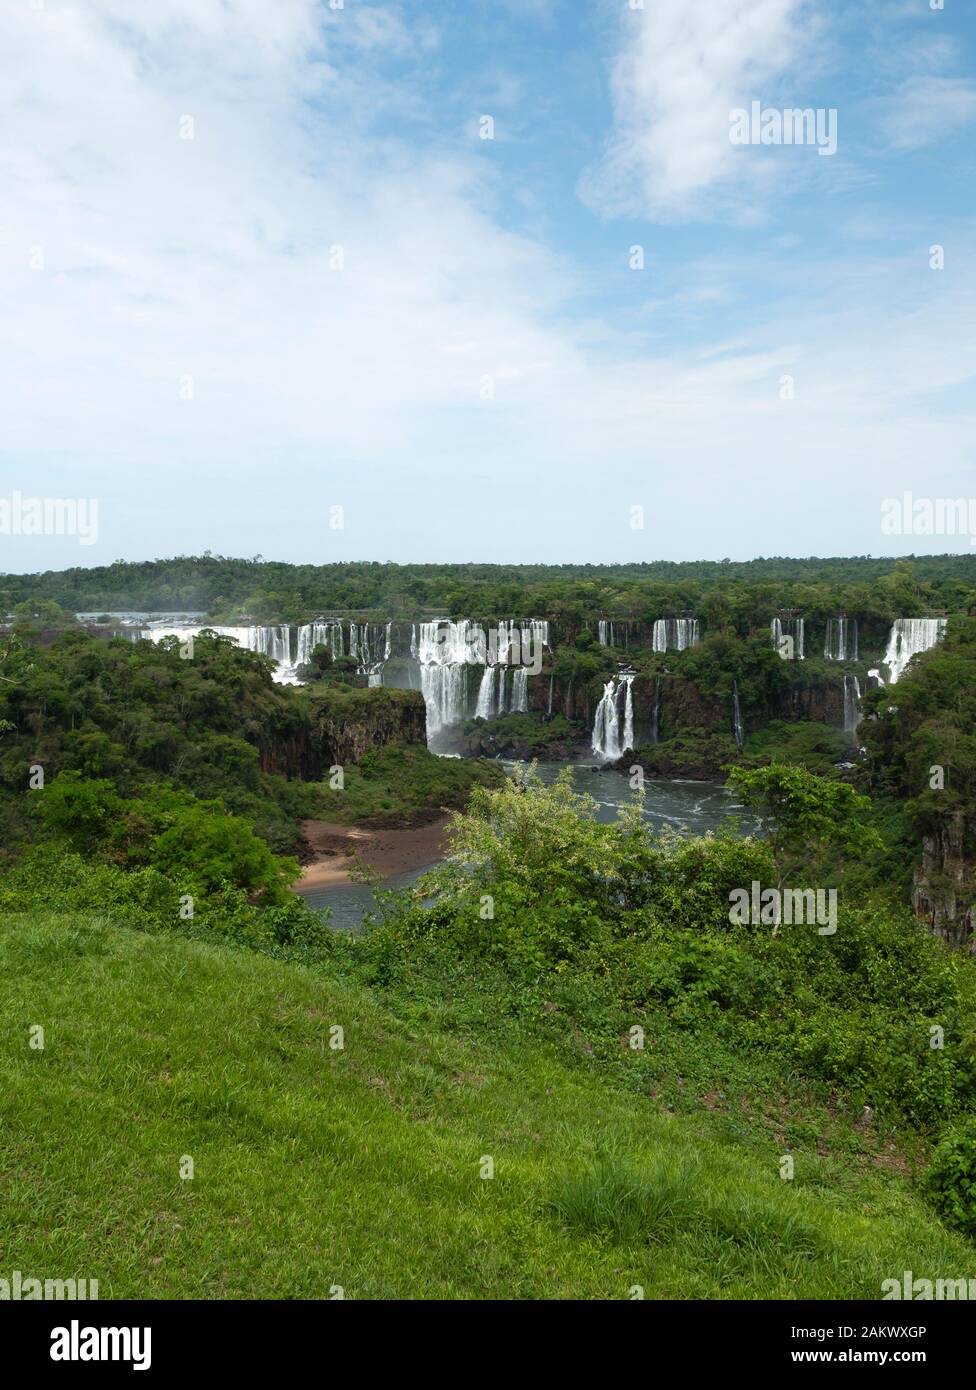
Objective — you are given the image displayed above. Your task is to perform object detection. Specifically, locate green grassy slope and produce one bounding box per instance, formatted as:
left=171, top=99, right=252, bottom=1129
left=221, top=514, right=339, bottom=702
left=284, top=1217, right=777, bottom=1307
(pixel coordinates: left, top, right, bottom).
left=0, top=912, right=969, bottom=1300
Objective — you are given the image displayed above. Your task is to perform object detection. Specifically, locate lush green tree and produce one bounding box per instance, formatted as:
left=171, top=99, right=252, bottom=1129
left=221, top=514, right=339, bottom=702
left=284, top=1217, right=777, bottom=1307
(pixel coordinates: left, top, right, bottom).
left=33, top=774, right=124, bottom=855
left=726, top=763, right=882, bottom=891
left=150, top=803, right=298, bottom=902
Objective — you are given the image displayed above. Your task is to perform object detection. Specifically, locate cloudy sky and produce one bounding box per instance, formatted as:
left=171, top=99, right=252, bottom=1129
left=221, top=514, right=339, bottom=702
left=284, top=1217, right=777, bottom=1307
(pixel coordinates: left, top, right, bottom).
left=1, top=0, right=974, bottom=569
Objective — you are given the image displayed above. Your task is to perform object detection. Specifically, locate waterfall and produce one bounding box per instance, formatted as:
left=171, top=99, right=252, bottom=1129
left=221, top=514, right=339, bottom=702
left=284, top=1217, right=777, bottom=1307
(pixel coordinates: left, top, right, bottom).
left=650, top=677, right=661, bottom=745
left=490, top=619, right=547, bottom=666
left=843, top=674, right=861, bottom=737
left=346, top=621, right=392, bottom=683
left=295, top=621, right=344, bottom=670
left=493, top=620, right=518, bottom=665
left=415, top=620, right=480, bottom=732
left=476, top=665, right=505, bottom=719
left=474, top=665, right=528, bottom=718
left=511, top=668, right=529, bottom=713
left=592, top=673, right=635, bottom=761
left=732, top=681, right=744, bottom=750
left=652, top=618, right=699, bottom=652
left=592, top=681, right=620, bottom=760
left=547, top=671, right=554, bottom=716
left=824, top=617, right=858, bottom=662
left=771, top=617, right=805, bottom=660
left=883, top=617, right=947, bottom=684
left=421, top=664, right=470, bottom=736
left=137, top=622, right=303, bottom=683
left=417, top=619, right=484, bottom=666
left=475, top=665, right=498, bottom=719
left=866, top=668, right=886, bottom=690
left=413, top=618, right=545, bottom=736
left=525, top=618, right=549, bottom=652
left=622, top=676, right=634, bottom=753
left=598, top=619, right=630, bottom=648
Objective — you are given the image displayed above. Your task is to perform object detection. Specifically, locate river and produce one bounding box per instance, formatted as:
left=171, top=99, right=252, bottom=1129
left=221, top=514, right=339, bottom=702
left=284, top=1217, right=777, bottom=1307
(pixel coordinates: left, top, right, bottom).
left=297, top=760, right=758, bottom=930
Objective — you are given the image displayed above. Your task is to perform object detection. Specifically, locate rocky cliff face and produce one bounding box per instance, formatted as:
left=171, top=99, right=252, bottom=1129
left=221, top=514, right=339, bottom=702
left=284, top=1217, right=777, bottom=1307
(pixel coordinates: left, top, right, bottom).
left=315, top=687, right=427, bottom=764
left=258, top=687, right=427, bottom=778
left=772, top=680, right=844, bottom=725
left=911, top=812, right=976, bottom=952
left=531, top=668, right=848, bottom=747
left=634, top=675, right=725, bottom=742
left=529, top=670, right=595, bottom=724
left=258, top=728, right=322, bottom=780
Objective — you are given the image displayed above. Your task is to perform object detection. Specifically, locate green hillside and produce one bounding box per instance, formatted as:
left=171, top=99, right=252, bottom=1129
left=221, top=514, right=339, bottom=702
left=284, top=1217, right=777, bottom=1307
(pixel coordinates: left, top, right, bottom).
left=0, top=909, right=969, bottom=1300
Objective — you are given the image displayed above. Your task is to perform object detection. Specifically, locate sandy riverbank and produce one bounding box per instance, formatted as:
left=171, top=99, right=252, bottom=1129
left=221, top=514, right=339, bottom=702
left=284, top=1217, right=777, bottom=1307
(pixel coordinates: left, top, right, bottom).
left=292, top=816, right=451, bottom=891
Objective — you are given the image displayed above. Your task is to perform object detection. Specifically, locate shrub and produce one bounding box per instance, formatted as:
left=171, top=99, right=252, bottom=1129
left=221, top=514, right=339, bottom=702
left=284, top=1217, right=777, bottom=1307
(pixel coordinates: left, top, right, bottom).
left=925, top=1119, right=976, bottom=1239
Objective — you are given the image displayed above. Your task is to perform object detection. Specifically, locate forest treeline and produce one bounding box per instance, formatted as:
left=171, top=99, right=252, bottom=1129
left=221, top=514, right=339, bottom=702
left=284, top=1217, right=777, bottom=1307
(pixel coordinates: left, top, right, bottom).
left=3, top=553, right=976, bottom=625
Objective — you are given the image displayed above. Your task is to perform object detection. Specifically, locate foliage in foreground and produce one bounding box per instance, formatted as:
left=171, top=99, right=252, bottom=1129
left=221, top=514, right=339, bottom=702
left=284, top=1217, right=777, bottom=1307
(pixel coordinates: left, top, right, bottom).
left=0, top=910, right=972, bottom=1298
left=359, top=770, right=976, bottom=1145
left=925, top=1119, right=976, bottom=1239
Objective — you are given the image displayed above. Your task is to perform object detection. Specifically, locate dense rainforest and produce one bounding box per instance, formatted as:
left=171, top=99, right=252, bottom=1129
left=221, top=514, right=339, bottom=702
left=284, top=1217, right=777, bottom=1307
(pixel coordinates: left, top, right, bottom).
left=2, top=555, right=976, bottom=1295
left=3, top=552, right=975, bottom=625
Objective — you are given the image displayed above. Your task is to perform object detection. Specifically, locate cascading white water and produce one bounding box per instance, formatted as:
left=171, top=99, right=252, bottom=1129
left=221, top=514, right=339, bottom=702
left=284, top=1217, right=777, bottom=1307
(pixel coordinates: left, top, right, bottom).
left=138, top=622, right=303, bottom=682
left=771, top=617, right=805, bottom=660
left=295, top=621, right=344, bottom=670
left=824, top=617, right=858, bottom=662
left=843, top=674, right=861, bottom=736
left=138, top=619, right=387, bottom=685
left=732, top=681, right=744, bottom=750
left=416, top=619, right=484, bottom=666
left=422, top=664, right=470, bottom=736
left=592, top=681, right=619, bottom=760
left=495, top=620, right=519, bottom=666
left=622, top=675, right=634, bottom=752
left=652, top=618, right=699, bottom=652
left=597, top=619, right=631, bottom=648
left=488, top=619, right=548, bottom=666
left=417, top=618, right=546, bottom=735
left=473, top=664, right=528, bottom=718
left=475, top=664, right=501, bottom=719
left=511, top=668, right=528, bottom=713
left=415, top=620, right=480, bottom=732
left=883, top=618, right=947, bottom=684
left=347, top=621, right=392, bottom=683
left=592, top=674, right=634, bottom=760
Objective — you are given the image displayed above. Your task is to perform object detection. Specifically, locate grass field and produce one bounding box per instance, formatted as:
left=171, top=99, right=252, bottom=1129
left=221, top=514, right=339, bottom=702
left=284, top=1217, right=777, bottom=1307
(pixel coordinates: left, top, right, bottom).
left=0, top=911, right=970, bottom=1300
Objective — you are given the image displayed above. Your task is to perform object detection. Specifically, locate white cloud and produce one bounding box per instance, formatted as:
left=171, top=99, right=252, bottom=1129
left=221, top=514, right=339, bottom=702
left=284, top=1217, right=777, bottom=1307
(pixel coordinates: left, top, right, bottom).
left=0, top=1, right=577, bottom=468
left=0, top=1, right=973, bottom=568
left=580, top=0, right=820, bottom=221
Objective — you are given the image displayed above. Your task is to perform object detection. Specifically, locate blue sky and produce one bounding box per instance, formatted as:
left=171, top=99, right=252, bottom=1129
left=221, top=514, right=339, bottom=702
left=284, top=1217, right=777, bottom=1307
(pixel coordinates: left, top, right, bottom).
left=1, top=0, right=974, bottom=569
